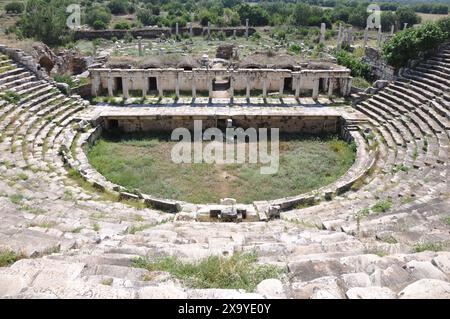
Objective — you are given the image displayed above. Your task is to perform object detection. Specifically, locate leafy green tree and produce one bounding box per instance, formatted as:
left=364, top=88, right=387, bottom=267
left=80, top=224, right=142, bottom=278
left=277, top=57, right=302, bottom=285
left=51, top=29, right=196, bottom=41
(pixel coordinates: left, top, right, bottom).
left=382, top=22, right=447, bottom=68
left=291, top=3, right=311, bottom=26
left=197, top=9, right=217, bottom=26
left=396, top=7, right=421, bottom=28
left=348, top=4, right=368, bottom=28
left=19, top=0, right=72, bottom=46
left=108, top=0, right=127, bottom=15
left=236, top=3, right=269, bottom=26
left=85, top=5, right=112, bottom=29
left=137, top=9, right=159, bottom=26
left=380, top=11, right=397, bottom=32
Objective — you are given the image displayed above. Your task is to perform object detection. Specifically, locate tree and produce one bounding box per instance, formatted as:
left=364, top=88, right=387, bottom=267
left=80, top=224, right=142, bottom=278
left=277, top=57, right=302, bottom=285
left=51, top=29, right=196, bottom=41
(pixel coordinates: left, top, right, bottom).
left=19, top=0, right=72, bottom=46
left=380, top=11, right=397, bottom=32
left=4, top=1, right=24, bottom=14
left=137, top=9, right=159, bottom=26
left=236, top=3, right=269, bottom=26
left=197, top=9, right=217, bottom=26
left=223, top=8, right=240, bottom=26
left=108, top=0, right=127, bottom=15
left=396, top=7, right=421, bottom=28
left=348, top=4, right=368, bottom=28
left=85, top=5, right=112, bottom=29
left=291, top=3, right=311, bottom=26
left=382, top=22, right=447, bottom=68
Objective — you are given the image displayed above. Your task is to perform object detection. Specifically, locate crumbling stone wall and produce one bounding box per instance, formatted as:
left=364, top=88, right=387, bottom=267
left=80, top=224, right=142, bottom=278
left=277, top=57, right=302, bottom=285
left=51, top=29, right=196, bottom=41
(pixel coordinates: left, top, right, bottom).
left=363, top=47, right=396, bottom=81
left=90, top=67, right=353, bottom=98
left=103, top=115, right=342, bottom=135
left=74, top=27, right=255, bottom=40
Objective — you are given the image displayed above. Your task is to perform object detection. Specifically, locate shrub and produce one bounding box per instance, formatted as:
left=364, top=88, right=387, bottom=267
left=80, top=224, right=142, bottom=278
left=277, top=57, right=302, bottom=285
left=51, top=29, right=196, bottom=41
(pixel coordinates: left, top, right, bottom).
left=1, top=90, right=21, bottom=104
left=132, top=252, right=283, bottom=291
left=383, top=21, right=448, bottom=68
left=0, top=250, right=23, bottom=267
left=54, top=74, right=75, bottom=88
left=371, top=199, right=392, bottom=214
left=4, top=1, right=24, bottom=14
left=93, top=20, right=108, bottom=30
left=288, top=44, right=302, bottom=54
left=335, top=50, right=373, bottom=81
left=414, top=241, right=445, bottom=253
left=108, top=0, right=127, bottom=15
left=86, top=5, right=111, bottom=29
left=114, top=22, right=130, bottom=30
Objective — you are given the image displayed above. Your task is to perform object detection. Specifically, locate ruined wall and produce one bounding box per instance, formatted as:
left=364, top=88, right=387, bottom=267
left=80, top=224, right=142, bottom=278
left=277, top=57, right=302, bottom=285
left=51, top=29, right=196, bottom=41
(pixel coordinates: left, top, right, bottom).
left=102, top=115, right=342, bottom=135
left=91, top=68, right=353, bottom=97
left=363, top=47, right=396, bottom=81
left=74, top=27, right=255, bottom=40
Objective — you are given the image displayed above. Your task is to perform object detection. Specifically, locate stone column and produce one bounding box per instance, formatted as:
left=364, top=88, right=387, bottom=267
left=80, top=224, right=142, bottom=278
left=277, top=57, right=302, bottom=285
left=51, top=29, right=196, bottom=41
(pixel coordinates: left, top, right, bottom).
left=319, top=23, right=326, bottom=44
left=279, top=78, right=284, bottom=96
left=107, top=74, right=113, bottom=96
left=157, top=76, right=163, bottom=97
left=137, top=36, right=143, bottom=56
left=246, top=80, right=250, bottom=99
left=91, top=72, right=101, bottom=96
left=390, top=25, right=395, bottom=35
left=262, top=78, right=268, bottom=98
left=189, top=23, right=193, bottom=38
left=245, top=19, right=249, bottom=40
left=176, top=22, right=180, bottom=40
left=312, top=79, right=319, bottom=100
left=295, top=75, right=303, bottom=98
left=208, top=76, right=213, bottom=98
left=192, top=74, right=196, bottom=98
left=233, top=29, right=236, bottom=39
left=122, top=76, right=129, bottom=98
left=346, top=78, right=352, bottom=96
left=340, top=78, right=352, bottom=96
left=403, top=23, right=408, bottom=30
left=229, top=76, right=234, bottom=99
left=142, top=75, right=147, bottom=97
left=207, top=22, right=211, bottom=41
left=377, top=25, right=382, bottom=47
left=363, top=27, right=369, bottom=53
left=347, top=27, right=353, bottom=46
left=327, top=79, right=334, bottom=97
left=175, top=73, right=180, bottom=99
left=337, top=24, right=342, bottom=50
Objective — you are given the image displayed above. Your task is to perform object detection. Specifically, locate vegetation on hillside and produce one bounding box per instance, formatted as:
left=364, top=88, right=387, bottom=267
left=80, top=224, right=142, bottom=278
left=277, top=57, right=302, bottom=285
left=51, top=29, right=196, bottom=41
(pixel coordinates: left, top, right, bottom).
left=383, top=18, right=450, bottom=68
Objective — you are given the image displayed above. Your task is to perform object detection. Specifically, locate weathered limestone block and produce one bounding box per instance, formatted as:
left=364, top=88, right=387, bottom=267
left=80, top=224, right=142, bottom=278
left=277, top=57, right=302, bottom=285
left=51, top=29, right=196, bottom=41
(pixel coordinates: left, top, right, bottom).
left=403, top=260, right=448, bottom=281
left=398, top=279, right=450, bottom=299
left=346, top=286, right=396, bottom=299
left=138, top=284, right=187, bottom=299
left=256, top=279, right=286, bottom=299
left=340, top=272, right=372, bottom=289
left=291, top=276, right=345, bottom=299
